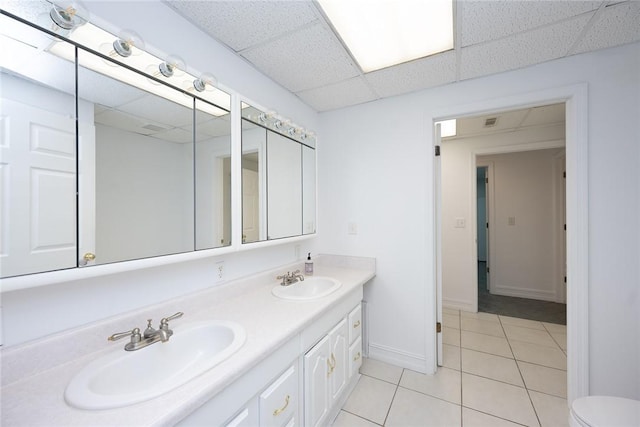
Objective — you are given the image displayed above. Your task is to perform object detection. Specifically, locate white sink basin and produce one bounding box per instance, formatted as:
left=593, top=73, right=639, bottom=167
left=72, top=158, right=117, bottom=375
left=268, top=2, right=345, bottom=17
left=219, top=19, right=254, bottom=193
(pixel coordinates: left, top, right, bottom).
left=272, top=276, right=342, bottom=300
left=65, top=320, right=246, bottom=410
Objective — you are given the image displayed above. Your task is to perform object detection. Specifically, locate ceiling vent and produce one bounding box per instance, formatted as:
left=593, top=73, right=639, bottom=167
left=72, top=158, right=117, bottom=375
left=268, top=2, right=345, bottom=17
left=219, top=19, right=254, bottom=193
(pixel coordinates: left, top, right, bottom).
left=484, top=117, right=498, bottom=127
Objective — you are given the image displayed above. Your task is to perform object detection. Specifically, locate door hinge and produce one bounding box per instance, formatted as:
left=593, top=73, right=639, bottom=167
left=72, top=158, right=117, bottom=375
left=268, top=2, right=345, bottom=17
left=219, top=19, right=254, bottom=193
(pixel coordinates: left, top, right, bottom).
left=435, top=145, right=440, bottom=156
left=485, top=177, right=489, bottom=184
left=564, top=224, right=566, bottom=231
left=486, top=222, right=489, bottom=229
left=563, top=171, right=566, bottom=178
left=436, top=322, right=442, bottom=333
left=564, top=276, right=567, bottom=283
left=487, top=267, right=490, bottom=274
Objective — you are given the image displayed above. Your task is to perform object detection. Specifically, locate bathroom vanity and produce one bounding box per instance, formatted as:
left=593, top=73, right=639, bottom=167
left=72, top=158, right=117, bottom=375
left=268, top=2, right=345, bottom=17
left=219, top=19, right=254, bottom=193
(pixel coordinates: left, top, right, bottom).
left=0, top=255, right=375, bottom=426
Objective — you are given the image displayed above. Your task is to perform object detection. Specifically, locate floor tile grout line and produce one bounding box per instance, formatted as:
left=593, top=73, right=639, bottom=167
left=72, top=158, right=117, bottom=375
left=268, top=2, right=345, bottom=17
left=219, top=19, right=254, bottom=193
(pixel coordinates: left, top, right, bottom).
left=461, top=405, right=530, bottom=427
left=360, top=372, right=404, bottom=386
left=340, top=409, right=383, bottom=426
left=500, top=315, right=544, bottom=427
left=381, top=370, right=403, bottom=426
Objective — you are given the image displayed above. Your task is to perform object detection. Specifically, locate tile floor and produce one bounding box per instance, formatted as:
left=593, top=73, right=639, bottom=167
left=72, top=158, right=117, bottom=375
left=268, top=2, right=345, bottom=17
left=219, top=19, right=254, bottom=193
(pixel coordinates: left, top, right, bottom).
left=332, top=309, right=568, bottom=427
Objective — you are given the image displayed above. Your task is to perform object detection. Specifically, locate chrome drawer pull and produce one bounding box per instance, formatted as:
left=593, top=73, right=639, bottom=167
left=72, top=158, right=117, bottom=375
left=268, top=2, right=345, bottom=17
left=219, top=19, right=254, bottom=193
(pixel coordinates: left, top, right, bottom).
left=273, top=395, right=290, bottom=416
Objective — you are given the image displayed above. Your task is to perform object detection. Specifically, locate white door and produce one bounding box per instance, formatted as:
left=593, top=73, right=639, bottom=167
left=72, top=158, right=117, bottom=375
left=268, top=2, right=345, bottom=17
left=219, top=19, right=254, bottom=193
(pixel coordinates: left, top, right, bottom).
left=304, top=335, right=330, bottom=427
left=242, top=168, right=259, bottom=243
left=0, top=99, right=77, bottom=277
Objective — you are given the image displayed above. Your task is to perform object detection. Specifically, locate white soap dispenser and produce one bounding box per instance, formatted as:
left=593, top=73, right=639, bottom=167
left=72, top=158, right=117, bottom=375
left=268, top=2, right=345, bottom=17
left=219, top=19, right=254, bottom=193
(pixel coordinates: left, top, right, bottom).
left=305, top=253, right=314, bottom=275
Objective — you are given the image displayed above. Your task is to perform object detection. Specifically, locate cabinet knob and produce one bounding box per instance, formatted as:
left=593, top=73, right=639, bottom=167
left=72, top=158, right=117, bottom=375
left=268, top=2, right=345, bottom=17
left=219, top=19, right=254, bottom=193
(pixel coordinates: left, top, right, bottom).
left=353, top=320, right=361, bottom=328
left=273, top=395, right=290, bottom=416
left=353, top=352, right=361, bottom=361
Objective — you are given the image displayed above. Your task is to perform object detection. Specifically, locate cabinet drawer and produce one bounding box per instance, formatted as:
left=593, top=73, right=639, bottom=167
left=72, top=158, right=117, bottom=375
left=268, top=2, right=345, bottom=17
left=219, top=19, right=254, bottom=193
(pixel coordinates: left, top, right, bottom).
left=225, top=404, right=258, bottom=427
left=259, top=364, right=298, bottom=427
left=348, top=304, right=362, bottom=344
left=349, top=336, right=363, bottom=378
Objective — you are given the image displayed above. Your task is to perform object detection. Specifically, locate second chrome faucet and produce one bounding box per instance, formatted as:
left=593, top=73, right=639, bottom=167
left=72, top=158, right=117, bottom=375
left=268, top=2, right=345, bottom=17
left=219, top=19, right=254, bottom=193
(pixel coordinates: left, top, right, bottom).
left=277, top=270, right=305, bottom=286
left=108, top=312, right=183, bottom=351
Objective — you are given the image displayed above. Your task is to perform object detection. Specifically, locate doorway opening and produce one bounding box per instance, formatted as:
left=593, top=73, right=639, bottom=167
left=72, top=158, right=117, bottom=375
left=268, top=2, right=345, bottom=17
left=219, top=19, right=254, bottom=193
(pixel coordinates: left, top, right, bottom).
left=431, top=84, right=589, bottom=403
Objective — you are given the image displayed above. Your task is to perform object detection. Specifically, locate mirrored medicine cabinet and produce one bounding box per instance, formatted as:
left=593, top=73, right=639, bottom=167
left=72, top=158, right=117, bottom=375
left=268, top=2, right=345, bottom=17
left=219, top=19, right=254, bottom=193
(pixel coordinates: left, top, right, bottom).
left=0, top=7, right=316, bottom=281
left=241, top=104, right=316, bottom=244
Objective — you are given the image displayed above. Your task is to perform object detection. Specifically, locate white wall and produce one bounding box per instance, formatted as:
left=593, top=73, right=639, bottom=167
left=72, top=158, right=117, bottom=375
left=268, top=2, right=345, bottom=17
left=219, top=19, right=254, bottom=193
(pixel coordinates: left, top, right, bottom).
left=96, top=124, right=194, bottom=264
left=477, top=149, right=565, bottom=302
left=1, top=2, right=318, bottom=346
left=316, top=42, right=640, bottom=399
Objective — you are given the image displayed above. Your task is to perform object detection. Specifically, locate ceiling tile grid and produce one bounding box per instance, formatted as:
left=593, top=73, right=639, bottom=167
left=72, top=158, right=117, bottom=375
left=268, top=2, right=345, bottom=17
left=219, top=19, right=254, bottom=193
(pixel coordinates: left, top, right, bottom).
left=459, top=12, right=594, bottom=80
left=296, top=76, right=378, bottom=112
left=365, top=50, right=457, bottom=98
left=165, top=0, right=319, bottom=52
left=160, top=0, right=640, bottom=112
left=571, top=0, right=640, bottom=54
left=241, top=22, right=360, bottom=93
left=460, top=0, right=603, bottom=47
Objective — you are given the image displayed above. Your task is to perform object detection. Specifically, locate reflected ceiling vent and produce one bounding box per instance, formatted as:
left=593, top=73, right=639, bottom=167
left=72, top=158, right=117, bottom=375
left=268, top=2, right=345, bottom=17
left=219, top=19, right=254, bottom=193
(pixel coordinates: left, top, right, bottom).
left=484, top=117, right=498, bottom=127
left=142, top=123, right=169, bottom=132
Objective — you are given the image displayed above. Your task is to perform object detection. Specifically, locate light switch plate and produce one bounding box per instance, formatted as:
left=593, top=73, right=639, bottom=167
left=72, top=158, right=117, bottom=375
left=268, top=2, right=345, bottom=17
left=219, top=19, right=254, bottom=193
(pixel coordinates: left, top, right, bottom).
left=348, top=222, right=358, bottom=235
left=455, top=218, right=466, bottom=228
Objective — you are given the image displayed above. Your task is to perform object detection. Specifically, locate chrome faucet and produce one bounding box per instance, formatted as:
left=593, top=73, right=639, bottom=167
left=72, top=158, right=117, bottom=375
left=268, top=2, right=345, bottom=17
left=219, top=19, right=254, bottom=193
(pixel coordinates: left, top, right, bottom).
left=108, top=312, right=183, bottom=351
left=277, top=270, right=305, bottom=286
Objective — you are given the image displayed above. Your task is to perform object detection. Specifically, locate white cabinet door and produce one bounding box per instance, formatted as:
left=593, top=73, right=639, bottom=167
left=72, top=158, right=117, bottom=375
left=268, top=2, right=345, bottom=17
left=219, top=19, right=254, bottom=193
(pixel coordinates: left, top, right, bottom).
left=349, top=336, right=363, bottom=379
left=259, top=365, right=297, bottom=427
left=328, top=319, right=348, bottom=402
left=348, top=304, right=362, bottom=344
left=225, top=405, right=258, bottom=427
left=304, top=335, right=330, bottom=427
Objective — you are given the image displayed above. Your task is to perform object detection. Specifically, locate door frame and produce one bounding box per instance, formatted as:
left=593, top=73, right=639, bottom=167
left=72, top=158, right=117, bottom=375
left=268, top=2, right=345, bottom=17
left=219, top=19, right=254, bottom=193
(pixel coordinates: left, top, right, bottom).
left=427, top=83, right=589, bottom=404
left=475, top=163, right=492, bottom=293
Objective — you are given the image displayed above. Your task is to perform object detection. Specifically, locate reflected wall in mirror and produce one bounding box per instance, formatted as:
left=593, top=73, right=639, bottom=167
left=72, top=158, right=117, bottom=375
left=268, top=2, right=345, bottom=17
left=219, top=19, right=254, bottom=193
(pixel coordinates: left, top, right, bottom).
left=77, top=49, right=195, bottom=265
left=240, top=103, right=316, bottom=243
left=195, top=100, right=232, bottom=250
left=0, top=15, right=78, bottom=277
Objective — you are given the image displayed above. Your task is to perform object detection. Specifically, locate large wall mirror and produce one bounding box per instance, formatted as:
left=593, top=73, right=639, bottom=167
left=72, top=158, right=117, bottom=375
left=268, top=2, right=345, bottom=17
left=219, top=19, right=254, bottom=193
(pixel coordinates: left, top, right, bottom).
left=0, top=9, right=231, bottom=279
left=241, top=104, right=316, bottom=243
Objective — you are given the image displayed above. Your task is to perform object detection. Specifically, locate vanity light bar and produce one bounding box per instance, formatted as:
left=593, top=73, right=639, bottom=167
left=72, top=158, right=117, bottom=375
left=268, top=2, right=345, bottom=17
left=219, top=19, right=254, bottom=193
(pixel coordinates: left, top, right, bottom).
left=241, top=103, right=316, bottom=146
left=46, top=21, right=230, bottom=114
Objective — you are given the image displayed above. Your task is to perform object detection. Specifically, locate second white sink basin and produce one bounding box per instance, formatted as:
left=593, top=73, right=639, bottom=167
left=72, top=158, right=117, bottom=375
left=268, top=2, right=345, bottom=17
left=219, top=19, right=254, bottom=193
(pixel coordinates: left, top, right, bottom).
left=272, top=276, right=342, bottom=300
left=65, top=320, right=246, bottom=410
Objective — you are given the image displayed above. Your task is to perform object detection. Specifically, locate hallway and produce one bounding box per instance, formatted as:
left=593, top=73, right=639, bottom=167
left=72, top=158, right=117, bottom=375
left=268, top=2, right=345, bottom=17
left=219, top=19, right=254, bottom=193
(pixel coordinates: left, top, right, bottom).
left=477, top=262, right=567, bottom=325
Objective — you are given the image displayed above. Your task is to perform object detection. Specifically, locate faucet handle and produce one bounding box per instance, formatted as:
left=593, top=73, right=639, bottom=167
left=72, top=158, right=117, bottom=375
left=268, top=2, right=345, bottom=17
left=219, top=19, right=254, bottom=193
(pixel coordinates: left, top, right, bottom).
left=108, top=327, right=141, bottom=343
left=160, top=312, right=183, bottom=329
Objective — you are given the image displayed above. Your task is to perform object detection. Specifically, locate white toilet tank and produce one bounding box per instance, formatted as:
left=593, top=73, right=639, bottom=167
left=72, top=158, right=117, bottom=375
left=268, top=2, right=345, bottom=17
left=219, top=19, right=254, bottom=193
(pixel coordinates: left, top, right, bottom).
left=569, top=396, right=640, bottom=427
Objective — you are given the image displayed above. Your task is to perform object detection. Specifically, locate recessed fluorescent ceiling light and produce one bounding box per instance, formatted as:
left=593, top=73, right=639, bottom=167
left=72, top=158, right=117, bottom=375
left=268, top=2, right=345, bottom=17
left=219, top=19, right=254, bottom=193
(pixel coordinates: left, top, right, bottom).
left=318, top=0, right=453, bottom=72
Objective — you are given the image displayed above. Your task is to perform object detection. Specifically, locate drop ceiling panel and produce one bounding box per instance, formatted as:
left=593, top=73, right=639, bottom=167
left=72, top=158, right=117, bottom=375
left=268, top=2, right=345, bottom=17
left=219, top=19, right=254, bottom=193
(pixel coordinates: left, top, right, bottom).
left=365, top=50, right=457, bottom=98
left=456, top=108, right=530, bottom=137
left=460, top=0, right=602, bottom=47
left=241, top=22, right=360, bottom=92
left=152, top=127, right=192, bottom=144
left=460, top=13, right=593, bottom=80
left=572, top=1, right=640, bottom=54
left=521, top=103, right=565, bottom=128
left=165, top=1, right=319, bottom=52
left=117, top=94, right=193, bottom=128
left=296, top=76, right=378, bottom=112
left=94, top=109, right=159, bottom=136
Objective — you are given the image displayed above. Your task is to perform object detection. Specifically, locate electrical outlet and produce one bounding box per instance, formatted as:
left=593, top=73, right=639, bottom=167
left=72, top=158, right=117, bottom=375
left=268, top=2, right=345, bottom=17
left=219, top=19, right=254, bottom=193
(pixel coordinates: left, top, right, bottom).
left=215, top=260, right=224, bottom=283
left=348, top=222, right=358, bottom=235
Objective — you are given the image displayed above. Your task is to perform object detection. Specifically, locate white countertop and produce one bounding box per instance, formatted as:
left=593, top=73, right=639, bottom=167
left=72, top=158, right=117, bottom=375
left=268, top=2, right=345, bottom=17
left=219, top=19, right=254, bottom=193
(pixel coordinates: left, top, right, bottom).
left=0, top=255, right=375, bottom=426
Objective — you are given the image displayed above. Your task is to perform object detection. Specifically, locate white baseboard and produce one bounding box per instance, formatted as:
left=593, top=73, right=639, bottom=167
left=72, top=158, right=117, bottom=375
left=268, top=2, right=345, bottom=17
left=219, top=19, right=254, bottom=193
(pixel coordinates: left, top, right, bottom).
left=490, top=285, right=558, bottom=302
left=443, top=297, right=475, bottom=312
left=368, top=342, right=426, bottom=373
